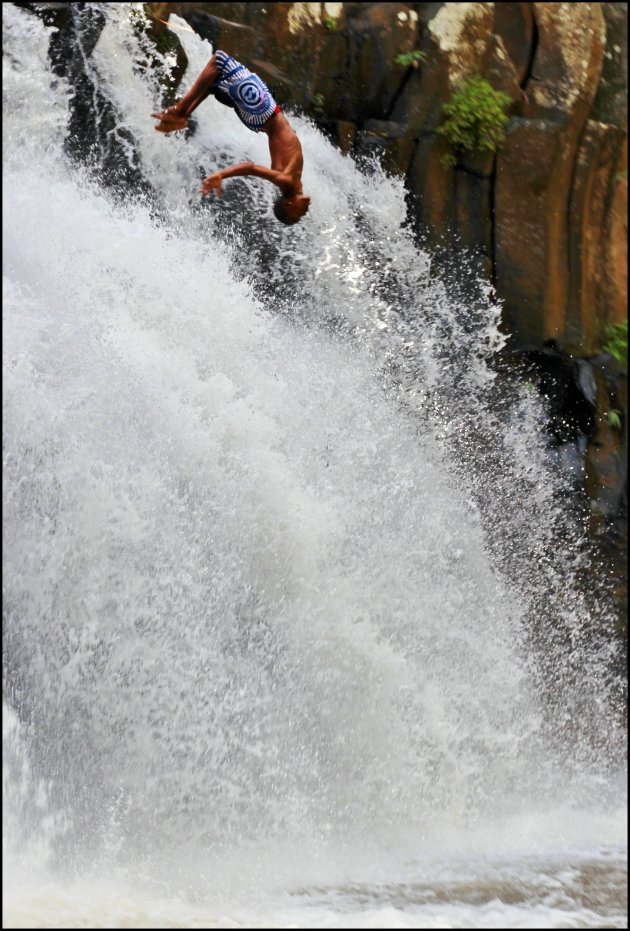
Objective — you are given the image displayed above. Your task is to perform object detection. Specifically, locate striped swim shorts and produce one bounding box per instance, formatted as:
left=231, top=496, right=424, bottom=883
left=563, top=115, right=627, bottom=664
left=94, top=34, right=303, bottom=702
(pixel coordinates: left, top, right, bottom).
left=211, top=50, right=280, bottom=132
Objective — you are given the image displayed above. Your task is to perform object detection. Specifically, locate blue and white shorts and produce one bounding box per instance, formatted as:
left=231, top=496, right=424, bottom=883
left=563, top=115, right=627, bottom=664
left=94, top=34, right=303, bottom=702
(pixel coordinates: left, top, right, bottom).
left=211, top=50, right=280, bottom=132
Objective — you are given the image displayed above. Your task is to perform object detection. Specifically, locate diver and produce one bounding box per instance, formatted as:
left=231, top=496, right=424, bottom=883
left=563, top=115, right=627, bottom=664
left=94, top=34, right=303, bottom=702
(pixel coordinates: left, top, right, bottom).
left=152, top=50, right=311, bottom=226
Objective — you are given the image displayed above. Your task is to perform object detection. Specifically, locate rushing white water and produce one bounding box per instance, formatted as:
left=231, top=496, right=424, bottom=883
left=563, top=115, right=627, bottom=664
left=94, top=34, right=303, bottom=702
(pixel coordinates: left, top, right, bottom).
left=3, top=4, right=627, bottom=927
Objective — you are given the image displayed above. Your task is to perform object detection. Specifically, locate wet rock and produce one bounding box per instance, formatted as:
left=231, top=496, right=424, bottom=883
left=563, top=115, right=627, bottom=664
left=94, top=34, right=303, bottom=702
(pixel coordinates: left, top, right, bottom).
left=136, top=5, right=188, bottom=107
left=171, top=6, right=258, bottom=63
left=250, top=58, right=294, bottom=101
left=15, top=1, right=72, bottom=30
left=585, top=355, right=628, bottom=520
left=354, top=118, right=409, bottom=173
left=336, top=119, right=358, bottom=155
left=50, top=5, right=147, bottom=192
left=517, top=340, right=597, bottom=447
left=18, top=2, right=152, bottom=196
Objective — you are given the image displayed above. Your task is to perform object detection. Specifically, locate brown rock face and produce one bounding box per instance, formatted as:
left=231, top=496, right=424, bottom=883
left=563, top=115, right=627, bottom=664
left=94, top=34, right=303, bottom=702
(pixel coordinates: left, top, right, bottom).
left=495, top=117, right=564, bottom=344
left=585, top=361, right=628, bottom=519
left=407, top=131, right=457, bottom=248
left=568, top=121, right=626, bottom=354
left=495, top=3, right=606, bottom=345
left=425, top=2, right=495, bottom=93
left=165, top=1, right=422, bottom=121
left=492, top=1, right=535, bottom=86
left=602, top=149, right=628, bottom=330
left=390, top=3, right=498, bottom=253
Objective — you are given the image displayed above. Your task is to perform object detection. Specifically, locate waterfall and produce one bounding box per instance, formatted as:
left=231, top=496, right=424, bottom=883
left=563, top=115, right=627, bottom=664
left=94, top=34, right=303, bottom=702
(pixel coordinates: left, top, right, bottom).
left=3, top=4, right=626, bottom=927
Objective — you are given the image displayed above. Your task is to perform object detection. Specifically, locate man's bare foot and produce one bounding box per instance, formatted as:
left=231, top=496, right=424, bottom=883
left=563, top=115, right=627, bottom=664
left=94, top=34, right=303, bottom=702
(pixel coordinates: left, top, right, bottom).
left=151, top=109, right=189, bottom=132
left=154, top=117, right=189, bottom=133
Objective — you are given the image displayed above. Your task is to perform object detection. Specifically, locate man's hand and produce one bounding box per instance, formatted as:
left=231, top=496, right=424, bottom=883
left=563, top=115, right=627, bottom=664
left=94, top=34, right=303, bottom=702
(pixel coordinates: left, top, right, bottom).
left=200, top=172, right=223, bottom=197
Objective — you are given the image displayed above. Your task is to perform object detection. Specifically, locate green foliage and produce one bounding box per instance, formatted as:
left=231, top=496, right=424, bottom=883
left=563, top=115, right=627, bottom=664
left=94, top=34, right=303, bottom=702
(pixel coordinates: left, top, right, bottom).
left=607, top=409, right=623, bottom=431
left=395, top=50, right=426, bottom=68
left=603, top=320, right=628, bottom=367
left=324, top=14, right=337, bottom=31
left=312, top=92, right=326, bottom=115
left=437, top=75, right=512, bottom=168
left=615, top=169, right=628, bottom=181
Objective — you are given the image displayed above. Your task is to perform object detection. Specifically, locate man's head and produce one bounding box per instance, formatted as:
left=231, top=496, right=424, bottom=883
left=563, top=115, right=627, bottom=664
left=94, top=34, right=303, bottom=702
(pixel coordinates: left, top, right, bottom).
left=273, top=192, right=311, bottom=225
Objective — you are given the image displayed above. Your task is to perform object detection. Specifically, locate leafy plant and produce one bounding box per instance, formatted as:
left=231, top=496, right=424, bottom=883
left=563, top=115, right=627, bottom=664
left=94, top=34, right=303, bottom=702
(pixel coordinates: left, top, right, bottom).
left=324, top=14, right=337, bottom=31
left=437, top=75, right=512, bottom=168
left=607, top=409, right=623, bottom=431
left=395, top=50, right=426, bottom=68
left=602, top=320, right=628, bottom=367
left=312, top=92, right=326, bottom=116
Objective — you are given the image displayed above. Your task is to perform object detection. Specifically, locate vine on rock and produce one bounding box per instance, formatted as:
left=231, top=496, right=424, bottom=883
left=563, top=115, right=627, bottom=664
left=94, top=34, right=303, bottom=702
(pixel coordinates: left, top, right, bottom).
left=437, top=75, right=512, bottom=168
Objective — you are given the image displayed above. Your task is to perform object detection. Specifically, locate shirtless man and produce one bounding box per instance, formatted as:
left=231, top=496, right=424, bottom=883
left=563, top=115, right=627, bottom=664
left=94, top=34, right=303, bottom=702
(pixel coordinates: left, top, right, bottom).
left=152, top=50, right=310, bottom=225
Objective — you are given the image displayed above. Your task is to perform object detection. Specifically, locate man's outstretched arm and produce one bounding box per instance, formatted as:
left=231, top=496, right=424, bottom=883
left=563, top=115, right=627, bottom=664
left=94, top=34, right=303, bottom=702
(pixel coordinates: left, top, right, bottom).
left=200, top=162, right=293, bottom=196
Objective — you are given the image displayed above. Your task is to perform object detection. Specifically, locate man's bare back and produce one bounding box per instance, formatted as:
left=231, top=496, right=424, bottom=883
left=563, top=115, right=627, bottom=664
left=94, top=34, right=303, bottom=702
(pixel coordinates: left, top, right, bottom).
left=152, top=50, right=310, bottom=225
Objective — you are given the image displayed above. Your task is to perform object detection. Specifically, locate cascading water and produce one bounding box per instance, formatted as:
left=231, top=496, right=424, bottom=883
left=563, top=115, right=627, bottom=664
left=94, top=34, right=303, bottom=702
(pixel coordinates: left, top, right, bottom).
left=3, top=4, right=626, bottom=927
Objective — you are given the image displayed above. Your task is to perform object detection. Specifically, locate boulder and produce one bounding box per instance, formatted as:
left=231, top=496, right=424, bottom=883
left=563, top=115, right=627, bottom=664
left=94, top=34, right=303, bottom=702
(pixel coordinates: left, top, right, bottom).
left=171, top=2, right=422, bottom=121
left=390, top=3, right=495, bottom=135
left=171, top=2, right=319, bottom=110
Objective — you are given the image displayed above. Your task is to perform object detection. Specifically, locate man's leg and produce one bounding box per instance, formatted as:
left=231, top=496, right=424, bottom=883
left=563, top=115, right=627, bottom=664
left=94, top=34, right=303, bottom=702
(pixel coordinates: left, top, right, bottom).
left=152, top=56, right=219, bottom=128
left=175, top=55, right=219, bottom=116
